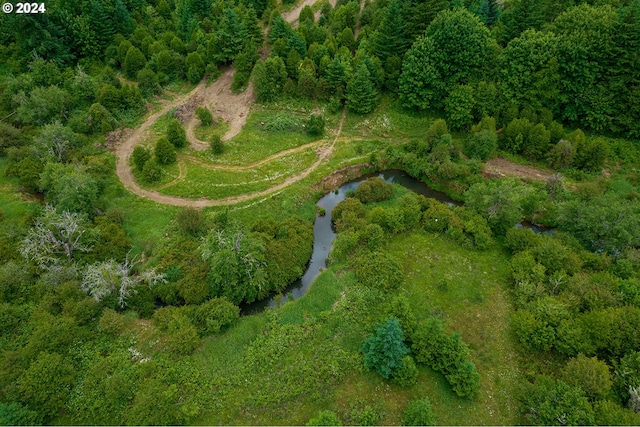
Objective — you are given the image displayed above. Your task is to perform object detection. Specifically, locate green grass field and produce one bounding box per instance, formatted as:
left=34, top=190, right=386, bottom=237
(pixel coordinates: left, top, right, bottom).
left=187, top=229, right=521, bottom=425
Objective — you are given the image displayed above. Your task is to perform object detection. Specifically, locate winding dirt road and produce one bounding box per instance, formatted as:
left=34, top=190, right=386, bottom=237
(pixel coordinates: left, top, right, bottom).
left=115, top=0, right=340, bottom=208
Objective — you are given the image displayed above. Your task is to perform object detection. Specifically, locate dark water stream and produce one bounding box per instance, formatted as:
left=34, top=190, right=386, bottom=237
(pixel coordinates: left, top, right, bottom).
left=242, top=169, right=548, bottom=314
left=242, top=170, right=457, bottom=314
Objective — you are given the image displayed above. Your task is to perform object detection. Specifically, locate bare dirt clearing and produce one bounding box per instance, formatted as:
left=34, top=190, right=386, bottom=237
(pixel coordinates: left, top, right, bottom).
left=482, top=157, right=553, bottom=181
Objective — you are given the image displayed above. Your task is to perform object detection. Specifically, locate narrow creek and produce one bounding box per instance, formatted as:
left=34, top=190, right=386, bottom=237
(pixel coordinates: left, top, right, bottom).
left=242, top=169, right=549, bottom=314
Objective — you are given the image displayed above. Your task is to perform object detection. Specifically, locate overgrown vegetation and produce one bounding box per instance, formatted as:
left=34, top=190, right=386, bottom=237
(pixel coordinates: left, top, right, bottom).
left=1, top=0, right=640, bottom=424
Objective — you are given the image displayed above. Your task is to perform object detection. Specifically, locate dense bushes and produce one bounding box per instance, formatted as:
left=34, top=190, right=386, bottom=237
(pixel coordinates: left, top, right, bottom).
left=402, top=398, right=436, bottom=426
left=353, top=251, right=403, bottom=291
left=353, top=177, right=394, bottom=203
left=412, top=317, right=480, bottom=398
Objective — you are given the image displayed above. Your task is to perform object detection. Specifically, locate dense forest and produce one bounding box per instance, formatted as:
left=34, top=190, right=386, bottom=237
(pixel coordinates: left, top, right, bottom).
left=1, top=0, right=640, bottom=424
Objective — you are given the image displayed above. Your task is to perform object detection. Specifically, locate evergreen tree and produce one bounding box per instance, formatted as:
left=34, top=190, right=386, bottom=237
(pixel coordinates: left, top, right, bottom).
left=113, top=0, right=134, bottom=36
left=90, top=0, right=115, bottom=51
left=132, top=146, right=151, bottom=171
left=166, top=120, right=188, bottom=148
left=369, top=0, right=409, bottom=62
left=124, top=47, right=147, bottom=79
left=286, top=48, right=302, bottom=80
left=155, top=137, right=177, bottom=164
left=496, top=0, right=546, bottom=45
left=346, top=65, right=378, bottom=114
left=361, top=317, right=409, bottom=379
left=252, top=57, right=288, bottom=102
left=185, top=52, right=205, bottom=83
left=402, top=0, right=449, bottom=40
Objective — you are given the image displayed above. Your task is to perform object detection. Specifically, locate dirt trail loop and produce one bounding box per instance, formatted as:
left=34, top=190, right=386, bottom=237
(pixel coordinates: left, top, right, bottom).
left=115, top=0, right=339, bottom=207
left=117, top=108, right=346, bottom=207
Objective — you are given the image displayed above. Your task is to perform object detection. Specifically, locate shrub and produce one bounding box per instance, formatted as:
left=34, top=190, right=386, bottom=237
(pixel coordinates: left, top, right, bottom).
left=505, top=227, right=541, bottom=254
left=306, top=410, right=342, bottom=426
left=195, top=106, right=213, bottom=126
left=137, top=68, right=160, bottom=96
left=402, top=398, right=436, bottom=426
left=191, top=297, right=239, bottom=336
left=464, top=129, right=497, bottom=161
left=176, top=207, right=206, bottom=236
left=210, top=135, right=224, bottom=155
left=306, top=113, right=325, bottom=136
left=412, top=317, right=480, bottom=398
left=98, top=308, right=126, bottom=336
left=166, top=119, right=187, bottom=148
left=132, top=146, right=151, bottom=171
left=361, top=317, right=409, bottom=379
left=142, top=159, right=162, bottom=183
left=354, top=177, right=394, bottom=203
left=353, top=251, right=403, bottom=291
left=346, top=400, right=384, bottom=426
left=563, top=354, right=612, bottom=400
left=155, top=137, right=176, bottom=164
left=393, top=355, right=419, bottom=387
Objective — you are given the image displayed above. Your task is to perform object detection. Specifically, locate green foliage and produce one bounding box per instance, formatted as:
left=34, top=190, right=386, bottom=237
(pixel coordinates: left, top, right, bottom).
left=142, top=159, right=162, bottom=183
left=200, top=226, right=267, bottom=304
left=185, top=52, right=205, bottom=83
left=132, top=146, right=151, bottom=171
left=191, top=297, right=239, bottom=336
left=557, top=194, right=640, bottom=254
left=210, top=135, right=224, bottom=155
left=124, top=46, right=146, bottom=79
left=346, top=65, right=378, bottom=115
left=17, top=352, right=75, bottom=421
left=393, top=355, right=419, bottom=387
left=548, top=139, right=575, bottom=169
left=445, top=85, right=475, bottom=131
left=399, top=8, right=497, bottom=110
left=346, top=400, right=384, bottom=426
left=464, top=130, right=497, bottom=161
left=563, top=354, right=611, bottom=400
left=369, top=0, right=409, bottom=62
left=412, top=317, right=480, bottom=398
left=353, top=251, right=403, bottom=292
left=39, top=162, right=100, bottom=216
left=196, top=106, right=213, bottom=126
left=465, top=179, right=533, bottom=235
left=306, top=114, right=325, bottom=136
left=137, top=68, right=160, bottom=97
left=402, top=397, right=435, bottom=426
left=166, top=119, right=187, bottom=149
left=307, top=410, right=342, bottom=426
left=520, top=376, right=595, bottom=426
left=155, top=137, right=177, bottom=165
left=499, top=30, right=559, bottom=111
left=253, top=57, right=288, bottom=102
left=0, top=402, right=40, bottom=426
left=176, top=207, right=207, bottom=237
left=361, top=317, right=409, bottom=379
left=16, top=86, right=71, bottom=126
left=354, top=177, right=394, bottom=204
